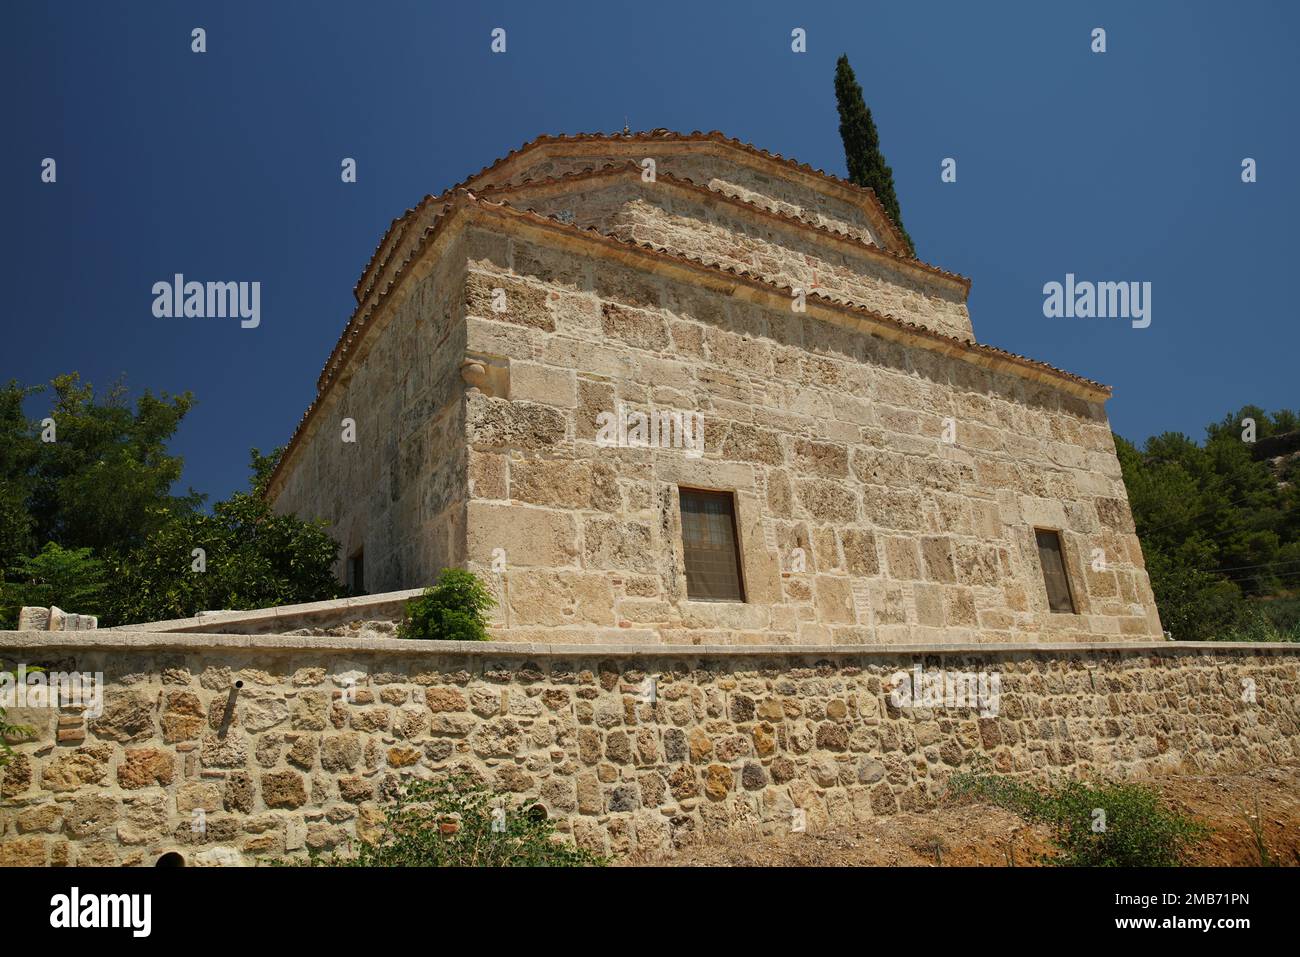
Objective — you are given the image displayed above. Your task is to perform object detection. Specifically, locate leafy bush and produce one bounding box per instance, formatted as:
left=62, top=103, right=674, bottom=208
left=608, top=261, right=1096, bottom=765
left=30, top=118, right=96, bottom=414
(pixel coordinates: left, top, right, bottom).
left=1218, top=607, right=1300, bottom=643
left=316, top=773, right=602, bottom=867
left=1143, top=551, right=1254, bottom=642
left=1249, top=597, right=1300, bottom=641
left=948, top=769, right=1208, bottom=866
left=398, top=568, right=494, bottom=641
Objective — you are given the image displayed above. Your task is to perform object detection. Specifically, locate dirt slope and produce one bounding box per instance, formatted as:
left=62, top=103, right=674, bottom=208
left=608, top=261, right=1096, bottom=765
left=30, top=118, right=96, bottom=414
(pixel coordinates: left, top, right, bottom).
left=620, top=763, right=1300, bottom=867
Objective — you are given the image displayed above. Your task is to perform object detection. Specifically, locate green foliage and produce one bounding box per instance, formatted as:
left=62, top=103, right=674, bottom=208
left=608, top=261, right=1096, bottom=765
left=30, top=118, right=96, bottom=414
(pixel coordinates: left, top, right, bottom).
left=398, top=568, right=495, bottom=641
left=312, top=774, right=603, bottom=867
left=1140, top=549, right=1252, bottom=642
left=103, top=449, right=343, bottom=625
left=0, top=372, right=208, bottom=625
left=949, top=769, right=1209, bottom=866
left=1216, top=607, right=1300, bottom=643
left=248, top=446, right=283, bottom=499
left=0, top=382, right=345, bottom=627
left=0, top=374, right=201, bottom=560
left=0, top=382, right=41, bottom=569
left=834, top=55, right=914, bottom=257
left=1117, top=405, right=1300, bottom=640
left=0, top=543, right=107, bottom=629
left=1257, top=596, right=1300, bottom=633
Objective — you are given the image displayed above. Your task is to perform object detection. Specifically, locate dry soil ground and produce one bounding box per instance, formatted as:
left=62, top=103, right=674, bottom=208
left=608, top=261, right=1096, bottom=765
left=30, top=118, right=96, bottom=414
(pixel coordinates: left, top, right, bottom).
left=620, top=763, right=1300, bottom=867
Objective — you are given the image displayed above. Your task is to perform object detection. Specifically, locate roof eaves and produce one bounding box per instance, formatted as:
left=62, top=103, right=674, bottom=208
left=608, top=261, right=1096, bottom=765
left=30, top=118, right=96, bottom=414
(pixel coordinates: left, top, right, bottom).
left=458, top=130, right=913, bottom=253
left=479, top=162, right=971, bottom=292
left=353, top=129, right=918, bottom=304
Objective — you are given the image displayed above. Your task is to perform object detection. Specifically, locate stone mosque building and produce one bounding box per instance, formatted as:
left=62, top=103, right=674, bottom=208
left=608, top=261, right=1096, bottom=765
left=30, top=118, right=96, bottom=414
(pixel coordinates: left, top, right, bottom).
left=17, top=133, right=1300, bottom=874
left=265, top=130, right=1163, bottom=646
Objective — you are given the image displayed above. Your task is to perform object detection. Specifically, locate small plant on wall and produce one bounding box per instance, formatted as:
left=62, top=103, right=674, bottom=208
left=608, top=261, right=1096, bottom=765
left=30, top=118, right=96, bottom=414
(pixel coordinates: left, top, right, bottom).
left=0, top=662, right=38, bottom=768
left=313, top=773, right=603, bottom=867
left=397, top=568, right=495, bottom=641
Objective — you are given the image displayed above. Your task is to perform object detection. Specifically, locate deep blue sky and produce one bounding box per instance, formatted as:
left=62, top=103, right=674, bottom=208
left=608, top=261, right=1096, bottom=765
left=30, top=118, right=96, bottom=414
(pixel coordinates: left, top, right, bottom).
left=4, top=1, right=1296, bottom=505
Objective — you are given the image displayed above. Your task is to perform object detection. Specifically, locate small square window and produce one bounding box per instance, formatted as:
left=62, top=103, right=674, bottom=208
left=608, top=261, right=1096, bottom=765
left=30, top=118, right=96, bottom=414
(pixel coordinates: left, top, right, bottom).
left=679, top=489, right=745, bottom=602
left=1035, top=529, right=1075, bottom=614
left=348, top=549, right=365, bottom=595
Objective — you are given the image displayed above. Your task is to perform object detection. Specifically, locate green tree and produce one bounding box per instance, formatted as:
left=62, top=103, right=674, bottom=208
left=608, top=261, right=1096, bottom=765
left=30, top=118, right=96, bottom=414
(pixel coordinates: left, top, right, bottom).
left=0, top=381, right=41, bottom=569
left=0, top=376, right=346, bottom=628
left=834, top=54, right=914, bottom=256
left=0, top=374, right=201, bottom=559
left=0, top=543, right=107, bottom=629
left=104, top=449, right=343, bottom=625
left=1117, top=405, right=1300, bottom=640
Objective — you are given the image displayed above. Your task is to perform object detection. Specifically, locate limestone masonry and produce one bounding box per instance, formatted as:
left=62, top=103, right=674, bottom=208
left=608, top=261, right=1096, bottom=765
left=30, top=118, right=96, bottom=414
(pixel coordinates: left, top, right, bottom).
left=266, top=130, right=1162, bottom=645
left=0, top=634, right=1295, bottom=866
left=0, top=135, right=1289, bottom=871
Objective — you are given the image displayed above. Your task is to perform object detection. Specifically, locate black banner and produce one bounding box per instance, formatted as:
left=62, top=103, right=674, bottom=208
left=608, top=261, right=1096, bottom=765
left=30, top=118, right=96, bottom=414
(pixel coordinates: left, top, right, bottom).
left=0, top=866, right=1282, bottom=943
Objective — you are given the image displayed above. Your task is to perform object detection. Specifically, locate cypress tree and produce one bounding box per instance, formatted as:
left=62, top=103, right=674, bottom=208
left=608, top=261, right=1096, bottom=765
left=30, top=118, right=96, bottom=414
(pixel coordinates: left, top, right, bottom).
left=834, top=54, right=914, bottom=257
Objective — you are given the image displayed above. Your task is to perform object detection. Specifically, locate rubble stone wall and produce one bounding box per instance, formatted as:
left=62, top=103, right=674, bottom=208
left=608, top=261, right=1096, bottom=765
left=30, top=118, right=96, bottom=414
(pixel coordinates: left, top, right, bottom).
left=0, top=634, right=1294, bottom=866
left=270, top=236, right=470, bottom=591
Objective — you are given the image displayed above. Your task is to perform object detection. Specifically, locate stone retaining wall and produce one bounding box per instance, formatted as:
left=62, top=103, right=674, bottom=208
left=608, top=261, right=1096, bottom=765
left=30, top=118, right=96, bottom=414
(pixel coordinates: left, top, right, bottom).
left=1, top=632, right=1296, bottom=866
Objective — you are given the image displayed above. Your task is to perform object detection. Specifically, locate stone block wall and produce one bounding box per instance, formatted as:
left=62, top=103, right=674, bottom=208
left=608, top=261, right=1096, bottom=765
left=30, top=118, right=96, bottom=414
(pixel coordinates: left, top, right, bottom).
left=353, top=137, right=925, bottom=348
left=500, top=174, right=974, bottom=341
left=459, top=225, right=1162, bottom=645
left=267, top=136, right=1161, bottom=646
left=270, top=236, right=470, bottom=592
left=488, top=146, right=887, bottom=249
left=0, top=634, right=1295, bottom=866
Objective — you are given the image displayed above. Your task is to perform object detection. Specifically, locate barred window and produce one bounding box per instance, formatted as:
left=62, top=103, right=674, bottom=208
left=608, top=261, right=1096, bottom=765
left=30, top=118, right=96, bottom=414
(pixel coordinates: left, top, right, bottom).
left=680, top=489, right=745, bottom=602
left=1035, top=529, right=1075, bottom=614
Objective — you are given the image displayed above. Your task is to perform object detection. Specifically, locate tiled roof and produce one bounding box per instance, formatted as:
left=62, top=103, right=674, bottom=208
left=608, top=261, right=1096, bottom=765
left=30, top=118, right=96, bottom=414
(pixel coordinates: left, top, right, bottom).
left=455, top=129, right=913, bottom=249
left=353, top=129, right=921, bottom=303
left=267, top=191, right=1109, bottom=500
left=479, top=161, right=972, bottom=291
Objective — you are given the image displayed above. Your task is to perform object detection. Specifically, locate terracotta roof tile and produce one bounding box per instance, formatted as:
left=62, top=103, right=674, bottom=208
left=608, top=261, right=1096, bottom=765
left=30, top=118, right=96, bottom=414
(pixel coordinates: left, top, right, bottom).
left=353, top=129, right=923, bottom=302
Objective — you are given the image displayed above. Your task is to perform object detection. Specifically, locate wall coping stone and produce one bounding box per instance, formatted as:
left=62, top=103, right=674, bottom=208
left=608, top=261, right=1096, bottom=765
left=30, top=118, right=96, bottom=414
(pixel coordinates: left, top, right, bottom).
left=106, top=588, right=427, bottom=633
left=1, top=630, right=1294, bottom=659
